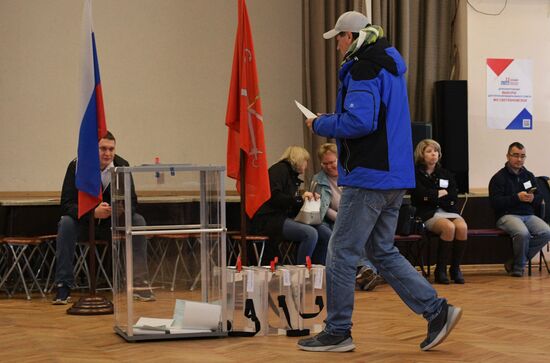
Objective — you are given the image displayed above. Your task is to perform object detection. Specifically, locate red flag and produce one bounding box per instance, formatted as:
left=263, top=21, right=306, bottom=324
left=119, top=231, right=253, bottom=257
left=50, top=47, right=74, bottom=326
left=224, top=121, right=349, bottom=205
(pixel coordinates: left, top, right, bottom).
left=225, top=0, right=270, bottom=218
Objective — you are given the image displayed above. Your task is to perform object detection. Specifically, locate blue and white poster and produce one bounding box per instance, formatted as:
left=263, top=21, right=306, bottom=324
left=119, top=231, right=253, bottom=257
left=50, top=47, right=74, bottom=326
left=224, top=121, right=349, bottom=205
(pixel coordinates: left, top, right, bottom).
left=486, top=58, right=533, bottom=130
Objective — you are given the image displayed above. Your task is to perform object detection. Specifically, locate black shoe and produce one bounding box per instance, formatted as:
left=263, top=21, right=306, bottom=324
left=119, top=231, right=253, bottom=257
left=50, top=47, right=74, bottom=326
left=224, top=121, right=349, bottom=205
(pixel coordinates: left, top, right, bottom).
left=504, top=260, right=523, bottom=277
left=52, top=284, right=72, bottom=305
left=420, top=301, right=462, bottom=351
left=434, top=265, right=450, bottom=284
left=449, top=266, right=465, bottom=284
left=297, top=330, right=355, bottom=352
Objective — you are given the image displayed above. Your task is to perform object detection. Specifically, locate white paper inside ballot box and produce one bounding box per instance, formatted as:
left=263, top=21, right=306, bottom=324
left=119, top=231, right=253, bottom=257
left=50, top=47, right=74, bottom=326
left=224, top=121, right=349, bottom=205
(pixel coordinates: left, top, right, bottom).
left=172, top=300, right=222, bottom=330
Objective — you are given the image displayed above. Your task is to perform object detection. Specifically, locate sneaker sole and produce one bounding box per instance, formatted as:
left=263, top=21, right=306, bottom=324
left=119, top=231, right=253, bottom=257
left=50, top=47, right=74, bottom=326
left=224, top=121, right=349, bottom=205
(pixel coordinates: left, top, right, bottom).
left=421, top=306, right=462, bottom=351
left=133, top=294, right=156, bottom=302
left=363, top=276, right=383, bottom=291
left=52, top=297, right=71, bottom=305
left=298, top=338, right=356, bottom=352
left=356, top=270, right=376, bottom=290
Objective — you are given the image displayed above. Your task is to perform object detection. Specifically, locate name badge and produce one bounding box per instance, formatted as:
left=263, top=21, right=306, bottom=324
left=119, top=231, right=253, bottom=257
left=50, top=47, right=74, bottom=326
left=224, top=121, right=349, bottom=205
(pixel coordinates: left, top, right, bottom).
left=523, top=180, right=532, bottom=190
left=439, top=179, right=449, bottom=188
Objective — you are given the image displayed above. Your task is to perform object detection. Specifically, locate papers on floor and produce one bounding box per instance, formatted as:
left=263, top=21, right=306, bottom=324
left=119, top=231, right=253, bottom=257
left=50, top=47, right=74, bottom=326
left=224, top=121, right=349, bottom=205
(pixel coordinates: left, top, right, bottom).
left=133, top=300, right=221, bottom=335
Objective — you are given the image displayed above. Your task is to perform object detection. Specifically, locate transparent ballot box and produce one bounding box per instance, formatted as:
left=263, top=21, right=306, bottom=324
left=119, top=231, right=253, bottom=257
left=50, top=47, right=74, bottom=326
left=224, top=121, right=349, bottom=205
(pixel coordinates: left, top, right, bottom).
left=269, top=265, right=325, bottom=336
left=111, top=164, right=227, bottom=341
left=264, top=265, right=308, bottom=336
left=226, top=266, right=269, bottom=337
left=301, top=264, right=326, bottom=334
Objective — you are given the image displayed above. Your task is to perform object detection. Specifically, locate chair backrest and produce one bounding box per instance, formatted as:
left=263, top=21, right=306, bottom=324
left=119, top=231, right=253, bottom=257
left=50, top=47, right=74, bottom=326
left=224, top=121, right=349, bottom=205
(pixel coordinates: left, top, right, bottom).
left=535, top=176, right=550, bottom=223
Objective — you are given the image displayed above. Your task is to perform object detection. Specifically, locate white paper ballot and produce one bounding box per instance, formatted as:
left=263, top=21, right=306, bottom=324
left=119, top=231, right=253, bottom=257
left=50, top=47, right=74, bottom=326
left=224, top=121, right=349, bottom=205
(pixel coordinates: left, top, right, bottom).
left=134, top=317, right=173, bottom=330
left=133, top=316, right=213, bottom=335
left=294, top=100, right=317, bottom=119
left=172, top=300, right=221, bottom=330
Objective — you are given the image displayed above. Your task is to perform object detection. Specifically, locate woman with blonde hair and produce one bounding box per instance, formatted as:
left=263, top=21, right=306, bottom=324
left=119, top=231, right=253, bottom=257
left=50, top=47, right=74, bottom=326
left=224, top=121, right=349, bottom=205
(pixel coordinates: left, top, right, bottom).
left=411, top=139, right=468, bottom=284
left=251, top=146, right=331, bottom=264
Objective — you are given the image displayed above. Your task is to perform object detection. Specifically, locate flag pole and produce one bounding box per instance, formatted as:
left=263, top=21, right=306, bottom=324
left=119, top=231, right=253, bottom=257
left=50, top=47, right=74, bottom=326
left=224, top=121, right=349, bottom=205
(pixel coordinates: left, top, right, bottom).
left=239, top=149, right=248, bottom=265
left=67, top=210, right=113, bottom=315
left=88, top=215, right=97, bottom=296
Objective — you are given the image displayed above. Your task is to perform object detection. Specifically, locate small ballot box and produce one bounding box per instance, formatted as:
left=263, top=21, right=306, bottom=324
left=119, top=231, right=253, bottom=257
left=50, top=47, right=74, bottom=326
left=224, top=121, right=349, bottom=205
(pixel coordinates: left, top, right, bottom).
left=110, top=164, right=227, bottom=341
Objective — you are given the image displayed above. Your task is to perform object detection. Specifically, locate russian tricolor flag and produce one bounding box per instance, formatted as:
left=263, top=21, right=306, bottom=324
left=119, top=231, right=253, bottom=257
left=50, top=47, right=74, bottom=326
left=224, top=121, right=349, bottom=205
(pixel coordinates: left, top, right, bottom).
left=76, top=0, right=107, bottom=218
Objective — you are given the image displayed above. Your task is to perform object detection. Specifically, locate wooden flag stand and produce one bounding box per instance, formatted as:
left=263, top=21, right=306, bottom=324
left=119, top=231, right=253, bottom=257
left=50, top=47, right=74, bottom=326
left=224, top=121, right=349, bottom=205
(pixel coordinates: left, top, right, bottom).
left=67, top=212, right=113, bottom=315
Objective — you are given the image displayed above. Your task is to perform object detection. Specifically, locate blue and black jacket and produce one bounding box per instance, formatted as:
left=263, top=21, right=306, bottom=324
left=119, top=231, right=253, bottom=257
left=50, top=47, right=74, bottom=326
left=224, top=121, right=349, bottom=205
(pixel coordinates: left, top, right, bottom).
left=313, top=38, right=415, bottom=190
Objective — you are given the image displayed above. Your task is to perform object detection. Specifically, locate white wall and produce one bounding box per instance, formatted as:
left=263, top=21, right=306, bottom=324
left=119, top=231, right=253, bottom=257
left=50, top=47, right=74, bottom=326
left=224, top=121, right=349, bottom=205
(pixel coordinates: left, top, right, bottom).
left=467, top=0, right=550, bottom=190
left=0, top=0, right=303, bottom=192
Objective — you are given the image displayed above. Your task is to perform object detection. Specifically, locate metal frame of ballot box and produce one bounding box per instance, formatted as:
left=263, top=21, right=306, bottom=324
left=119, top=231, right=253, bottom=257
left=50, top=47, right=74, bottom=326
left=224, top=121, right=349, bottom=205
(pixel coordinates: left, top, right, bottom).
left=111, top=164, right=227, bottom=342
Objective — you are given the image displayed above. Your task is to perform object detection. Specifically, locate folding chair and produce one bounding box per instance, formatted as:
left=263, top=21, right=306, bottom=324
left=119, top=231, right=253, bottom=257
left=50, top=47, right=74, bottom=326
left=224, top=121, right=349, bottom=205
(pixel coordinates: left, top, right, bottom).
left=278, top=240, right=298, bottom=265
left=149, top=233, right=200, bottom=292
left=0, top=236, right=48, bottom=299
left=229, top=234, right=269, bottom=266
left=73, top=240, right=112, bottom=291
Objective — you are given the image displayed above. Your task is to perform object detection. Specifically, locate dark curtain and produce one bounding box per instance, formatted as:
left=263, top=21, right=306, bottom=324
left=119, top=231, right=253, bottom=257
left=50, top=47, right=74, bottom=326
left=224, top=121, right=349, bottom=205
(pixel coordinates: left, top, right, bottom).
left=372, top=0, right=457, bottom=122
left=301, top=0, right=365, bottom=182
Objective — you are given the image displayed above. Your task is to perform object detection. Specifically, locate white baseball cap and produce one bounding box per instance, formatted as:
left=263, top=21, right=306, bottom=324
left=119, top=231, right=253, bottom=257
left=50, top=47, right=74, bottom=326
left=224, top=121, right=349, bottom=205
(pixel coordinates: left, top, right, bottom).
left=323, top=11, right=370, bottom=39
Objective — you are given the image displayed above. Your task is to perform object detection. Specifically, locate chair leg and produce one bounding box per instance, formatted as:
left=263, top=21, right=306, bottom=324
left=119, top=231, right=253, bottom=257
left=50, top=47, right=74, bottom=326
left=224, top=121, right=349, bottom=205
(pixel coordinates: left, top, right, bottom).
left=149, top=239, right=170, bottom=288
left=95, top=246, right=112, bottom=291
left=73, top=244, right=91, bottom=290
left=19, top=246, right=45, bottom=298
left=45, top=254, right=56, bottom=293
left=251, top=240, right=266, bottom=266
left=541, top=251, right=550, bottom=274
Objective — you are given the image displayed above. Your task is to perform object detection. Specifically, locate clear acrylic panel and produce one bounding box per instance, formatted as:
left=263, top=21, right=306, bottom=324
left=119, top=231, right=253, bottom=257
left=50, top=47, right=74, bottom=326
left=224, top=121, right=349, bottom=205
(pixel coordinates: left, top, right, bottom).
left=225, top=266, right=269, bottom=336
left=111, top=164, right=227, bottom=341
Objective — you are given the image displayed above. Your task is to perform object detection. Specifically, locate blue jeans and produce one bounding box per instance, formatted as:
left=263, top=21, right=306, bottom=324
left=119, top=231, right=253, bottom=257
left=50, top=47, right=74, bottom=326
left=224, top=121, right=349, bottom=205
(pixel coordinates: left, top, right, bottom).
left=282, top=218, right=331, bottom=264
left=54, top=213, right=149, bottom=287
left=325, top=188, right=444, bottom=335
left=496, top=214, right=550, bottom=272
left=325, top=219, right=376, bottom=273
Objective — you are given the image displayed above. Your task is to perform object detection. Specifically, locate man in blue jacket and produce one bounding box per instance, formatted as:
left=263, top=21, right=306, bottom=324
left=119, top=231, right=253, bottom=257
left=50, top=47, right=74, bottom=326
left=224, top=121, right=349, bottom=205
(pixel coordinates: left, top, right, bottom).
left=298, top=11, right=462, bottom=352
left=489, top=142, right=550, bottom=277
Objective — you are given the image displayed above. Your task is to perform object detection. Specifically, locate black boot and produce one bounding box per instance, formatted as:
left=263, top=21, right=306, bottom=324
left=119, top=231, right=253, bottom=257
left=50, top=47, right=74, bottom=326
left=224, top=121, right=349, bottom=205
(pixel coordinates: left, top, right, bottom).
left=434, top=239, right=452, bottom=284
left=449, top=240, right=467, bottom=284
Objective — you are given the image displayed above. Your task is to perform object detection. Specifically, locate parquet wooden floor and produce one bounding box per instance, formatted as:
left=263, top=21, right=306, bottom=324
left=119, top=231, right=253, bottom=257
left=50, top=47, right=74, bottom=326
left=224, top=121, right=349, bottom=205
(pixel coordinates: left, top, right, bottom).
left=2, top=266, right=549, bottom=362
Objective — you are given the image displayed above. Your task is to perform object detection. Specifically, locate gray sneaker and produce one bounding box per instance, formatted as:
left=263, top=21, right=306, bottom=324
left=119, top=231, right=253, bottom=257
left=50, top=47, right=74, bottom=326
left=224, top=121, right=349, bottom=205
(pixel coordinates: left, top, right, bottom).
left=297, top=330, right=355, bottom=352
left=356, top=266, right=381, bottom=291
left=420, top=301, right=462, bottom=351
left=362, top=274, right=384, bottom=291
left=133, top=288, right=156, bottom=302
